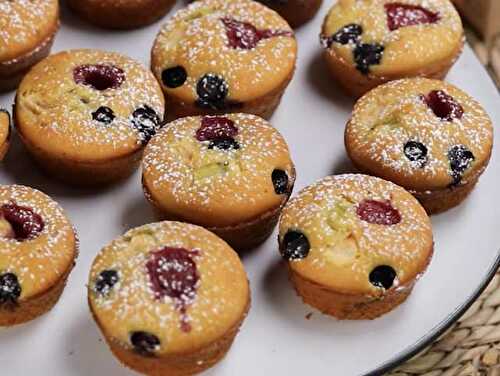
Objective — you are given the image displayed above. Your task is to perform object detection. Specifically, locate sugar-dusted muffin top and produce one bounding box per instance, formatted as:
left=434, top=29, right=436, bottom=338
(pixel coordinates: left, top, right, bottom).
left=0, top=185, right=77, bottom=303
left=279, top=174, right=433, bottom=295
left=0, top=0, right=59, bottom=62
left=345, top=78, right=493, bottom=191
left=143, top=113, right=295, bottom=227
left=321, top=0, right=463, bottom=76
left=0, top=110, right=9, bottom=149
left=88, top=221, right=249, bottom=356
left=151, top=0, right=297, bottom=108
left=15, top=49, right=165, bottom=162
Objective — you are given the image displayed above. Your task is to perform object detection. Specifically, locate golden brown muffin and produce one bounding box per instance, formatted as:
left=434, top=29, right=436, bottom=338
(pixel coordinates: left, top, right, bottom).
left=345, top=78, right=493, bottom=214
left=0, top=110, right=10, bottom=160
left=142, top=113, right=295, bottom=251
left=258, top=0, right=323, bottom=28
left=0, top=0, right=59, bottom=92
left=278, top=174, right=433, bottom=320
left=151, top=0, right=297, bottom=120
left=15, top=49, right=165, bottom=186
left=67, top=0, right=176, bottom=29
left=88, top=221, right=250, bottom=376
left=0, top=185, right=77, bottom=326
left=320, top=0, right=464, bottom=97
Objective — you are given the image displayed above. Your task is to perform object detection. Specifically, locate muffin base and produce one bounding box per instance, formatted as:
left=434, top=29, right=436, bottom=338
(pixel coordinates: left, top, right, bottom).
left=163, top=69, right=295, bottom=121
left=323, top=37, right=464, bottom=98
left=0, top=27, right=58, bottom=92
left=0, top=258, right=75, bottom=327
left=262, top=0, right=323, bottom=28
left=67, top=0, right=176, bottom=29
left=92, top=296, right=250, bottom=376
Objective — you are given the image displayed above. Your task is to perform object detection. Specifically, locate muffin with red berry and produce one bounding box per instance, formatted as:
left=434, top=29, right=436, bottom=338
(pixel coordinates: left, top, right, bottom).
left=258, top=0, right=323, bottom=28
left=0, top=185, right=77, bottom=326
left=88, top=221, right=250, bottom=376
left=279, top=174, right=433, bottom=320
left=142, top=113, right=295, bottom=250
left=151, top=0, right=297, bottom=120
left=320, top=0, right=463, bottom=97
left=345, top=78, right=493, bottom=214
left=15, top=49, right=165, bottom=186
left=0, top=110, right=11, bottom=160
left=0, top=0, right=59, bottom=92
left=67, top=0, right=176, bottom=29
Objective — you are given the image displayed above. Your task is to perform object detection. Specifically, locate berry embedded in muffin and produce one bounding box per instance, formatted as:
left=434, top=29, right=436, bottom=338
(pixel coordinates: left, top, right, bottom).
left=345, top=78, right=493, bottom=214
left=279, top=174, right=433, bottom=320
left=320, top=0, right=464, bottom=97
left=151, top=0, right=297, bottom=119
left=142, top=113, right=295, bottom=250
left=15, top=49, right=165, bottom=186
left=88, top=221, right=250, bottom=375
left=0, top=185, right=77, bottom=326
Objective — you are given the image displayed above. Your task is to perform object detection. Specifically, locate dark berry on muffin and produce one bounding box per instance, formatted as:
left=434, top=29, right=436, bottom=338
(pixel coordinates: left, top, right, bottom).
left=353, top=43, right=385, bottom=74
left=280, top=230, right=310, bottom=260
left=448, top=145, right=475, bottom=184
left=272, top=169, right=289, bottom=195
left=0, top=273, right=21, bottom=306
left=161, top=66, right=188, bottom=88
left=404, top=141, right=428, bottom=168
left=131, top=105, right=161, bottom=144
left=369, top=265, right=397, bottom=289
left=327, top=23, right=363, bottom=47
left=92, top=106, right=115, bottom=124
left=195, top=74, right=229, bottom=110
left=130, top=331, right=161, bottom=357
left=94, top=270, right=119, bottom=296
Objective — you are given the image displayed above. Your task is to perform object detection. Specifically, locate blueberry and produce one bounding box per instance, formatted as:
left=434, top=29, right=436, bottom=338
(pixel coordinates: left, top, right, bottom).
left=448, top=145, right=475, bottom=184
left=161, top=66, right=187, bottom=88
left=353, top=43, right=385, bottom=74
left=94, top=270, right=119, bottom=295
left=280, top=230, right=310, bottom=261
left=272, top=169, right=289, bottom=195
left=196, top=74, right=229, bottom=110
left=208, top=138, right=240, bottom=150
left=0, top=273, right=21, bottom=305
left=404, top=141, right=428, bottom=167
left=330, top=24, right=363, bottom=46
left=92, top=106, right=115, bottom=124
left=131, top=105, right=161, bottom=144
left=369, top=265, right=397, bottom=290
left=130, top=331, right=160, bottom=356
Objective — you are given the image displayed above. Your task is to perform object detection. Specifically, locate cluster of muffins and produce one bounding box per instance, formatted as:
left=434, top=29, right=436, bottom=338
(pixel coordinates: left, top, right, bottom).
left=0, top=0, right=495, bottom=375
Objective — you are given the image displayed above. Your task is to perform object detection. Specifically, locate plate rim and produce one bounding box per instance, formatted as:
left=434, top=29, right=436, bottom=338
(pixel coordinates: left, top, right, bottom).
left=363, top=249, right=500, bottom=376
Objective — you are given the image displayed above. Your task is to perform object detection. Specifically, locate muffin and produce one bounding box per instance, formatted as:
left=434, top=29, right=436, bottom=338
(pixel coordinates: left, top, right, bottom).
left=258, top=0, right=323, bottom=28
left=0, top=0, right=59, bottom=92
left=320, top=0, right=464, bottom=97
left=88, top=221, right=250, bottom=376
left=345, top=78, right=493, bottom=214
left=142, top=113, right=295, bottom=251
left=0, top=110, right=11, bottom=160
left=278, top=174, right=433, bottom=320
left=67, top=0, right=176, bottom=29
left=15, top=49, right=165, bottom=186
left=0, top=185, right=77, bottom=326
left=151, top=0, right=297, bottom=120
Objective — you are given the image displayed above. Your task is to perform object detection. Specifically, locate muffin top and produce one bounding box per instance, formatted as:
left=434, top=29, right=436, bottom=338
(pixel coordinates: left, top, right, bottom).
left=279, top=174, right=433, bottom=295
left=345, top=78, right=493, bottom=191
left=321, top=0, right=463, bottom=77
left=143, top=113, right=295, bottom=227
left=16, top=49, right=165, bottom=162
left=0, top=185, right=77, bottom=304
left=0, top=0, right=59, bottom=62
left=88, top=221, right=249, bottom=356
left=0, top=110, right=9, bottom=148
left=151, top=0, right=297, bottom=109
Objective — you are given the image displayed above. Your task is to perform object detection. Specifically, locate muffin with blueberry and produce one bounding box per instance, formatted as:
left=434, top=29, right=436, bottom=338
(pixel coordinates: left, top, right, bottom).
left=320, top=0, right=463, bottom=97
left=0, top=185, right=77, bottom=326
left=258, top=0, right=323, bottom=28
left=151, top=0, right=297, bottom=120
left=0, top=110, right=11, bottom=160
left=279, top=174, right=433, bottom=320
left=88, top=221, right=250, bottom=376
left=67, top=0, right=176, bottom=29
left=345, top=78, right=493, bottom=214
left=15, top=49, right=165, bottom=186
left=142, top=113, right=295, bottom=250
left=0, top=0, right=59, bottom=91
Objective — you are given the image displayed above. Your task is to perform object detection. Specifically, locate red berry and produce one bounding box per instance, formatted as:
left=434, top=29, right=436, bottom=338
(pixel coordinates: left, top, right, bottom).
left=385, top=3, right=440, bottom=31
left=423, top=90, right=464, bottom=121
left=356, top=199, right=401, bottom=226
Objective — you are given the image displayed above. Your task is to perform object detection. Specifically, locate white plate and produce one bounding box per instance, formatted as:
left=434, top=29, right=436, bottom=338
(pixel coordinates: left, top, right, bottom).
left=0, top=2, right=499, bottom=375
